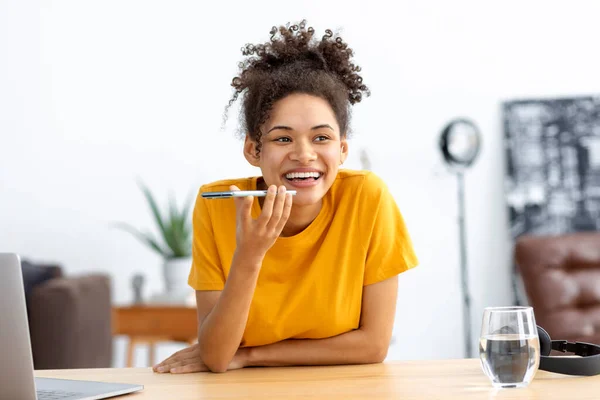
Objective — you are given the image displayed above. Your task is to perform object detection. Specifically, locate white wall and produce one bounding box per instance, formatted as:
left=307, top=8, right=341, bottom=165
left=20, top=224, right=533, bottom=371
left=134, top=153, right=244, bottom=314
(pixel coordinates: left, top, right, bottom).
left=3, top=0, right=600, bottom=366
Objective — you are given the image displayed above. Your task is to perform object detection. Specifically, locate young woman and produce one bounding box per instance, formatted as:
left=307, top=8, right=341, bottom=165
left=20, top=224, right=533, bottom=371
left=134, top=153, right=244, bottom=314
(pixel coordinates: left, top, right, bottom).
left=153, top=20, right=418, bottom=374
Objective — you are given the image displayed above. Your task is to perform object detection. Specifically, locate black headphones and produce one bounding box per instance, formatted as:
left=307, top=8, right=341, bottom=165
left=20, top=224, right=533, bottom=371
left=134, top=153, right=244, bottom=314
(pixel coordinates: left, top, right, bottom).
left=538, top=325, right=600, bottom=376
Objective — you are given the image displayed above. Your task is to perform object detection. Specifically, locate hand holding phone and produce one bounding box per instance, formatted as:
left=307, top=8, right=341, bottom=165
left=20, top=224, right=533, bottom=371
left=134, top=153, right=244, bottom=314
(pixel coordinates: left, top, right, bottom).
left=230, top=184, right=293, bottom=263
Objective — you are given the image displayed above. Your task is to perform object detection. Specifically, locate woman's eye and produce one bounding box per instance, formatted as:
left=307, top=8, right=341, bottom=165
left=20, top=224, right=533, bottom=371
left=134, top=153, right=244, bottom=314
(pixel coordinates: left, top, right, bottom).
left=274, top=137, right=291, bottom=143
left=315, top=136, right=329, bottom=142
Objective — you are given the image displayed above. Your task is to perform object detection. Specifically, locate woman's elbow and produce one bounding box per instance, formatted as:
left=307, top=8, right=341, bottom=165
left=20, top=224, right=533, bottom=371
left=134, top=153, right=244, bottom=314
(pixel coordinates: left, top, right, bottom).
left=365, top=341, right=389, bottom=364
left=199, top=348, right=230, bottom=373
left=203, top=357, right=229, bottom=373
left=207, top=364, right=228, bottom=373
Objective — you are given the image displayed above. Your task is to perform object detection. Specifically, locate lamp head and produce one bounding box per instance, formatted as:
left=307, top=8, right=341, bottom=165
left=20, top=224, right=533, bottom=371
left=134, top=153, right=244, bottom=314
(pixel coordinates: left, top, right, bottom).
left=440, top=118, right=482, bottom=168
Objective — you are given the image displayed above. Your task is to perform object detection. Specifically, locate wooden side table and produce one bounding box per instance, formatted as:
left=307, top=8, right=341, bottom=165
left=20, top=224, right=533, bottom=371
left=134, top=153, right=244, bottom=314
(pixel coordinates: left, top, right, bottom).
left=112, top=305, right=198, bottom=367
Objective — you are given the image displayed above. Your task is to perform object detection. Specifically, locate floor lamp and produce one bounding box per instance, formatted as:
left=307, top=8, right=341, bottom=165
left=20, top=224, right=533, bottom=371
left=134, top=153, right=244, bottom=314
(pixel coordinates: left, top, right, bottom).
left=439, top=118, right=482, bottom=358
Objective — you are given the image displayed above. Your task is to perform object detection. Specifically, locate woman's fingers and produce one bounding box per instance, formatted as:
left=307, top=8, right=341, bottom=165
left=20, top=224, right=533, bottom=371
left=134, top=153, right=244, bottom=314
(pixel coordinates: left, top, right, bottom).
left=231, top=185, right=254, bottom=226
left=266, top=186, right=288, bottom=231
left=154, top=356, right=186, bottom=373
left=231, top=183, right=292, bottom=249
left=257, top=185, right=277, bottom=226
left=274, top=192, right=293, bottom=234
left=166, top=349, right=200, bottom=363
left=153, top=344, right=199, bottom=372
left=170, top=362, right=209, bottom=374
left=155, top=354, right=206, bottom=373
left=152, top=353, right=179, bottom=371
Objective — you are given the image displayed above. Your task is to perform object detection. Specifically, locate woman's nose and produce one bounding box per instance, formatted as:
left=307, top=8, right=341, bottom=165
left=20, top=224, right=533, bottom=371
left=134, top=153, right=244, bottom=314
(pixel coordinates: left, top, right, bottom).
left=291, top=141, right=317, bottom=163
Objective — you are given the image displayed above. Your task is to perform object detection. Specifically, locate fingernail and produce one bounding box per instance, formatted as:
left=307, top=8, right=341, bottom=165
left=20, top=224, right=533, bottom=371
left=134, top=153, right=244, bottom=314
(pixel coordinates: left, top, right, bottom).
left=170, top=368, right=178, bottom=373
left=268, top=186, right=276, bottom=193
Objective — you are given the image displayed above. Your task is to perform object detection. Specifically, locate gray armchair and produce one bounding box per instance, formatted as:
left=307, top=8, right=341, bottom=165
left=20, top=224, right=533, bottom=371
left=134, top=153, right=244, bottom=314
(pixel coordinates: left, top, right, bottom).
left=21, top=260, right=113, bottom=369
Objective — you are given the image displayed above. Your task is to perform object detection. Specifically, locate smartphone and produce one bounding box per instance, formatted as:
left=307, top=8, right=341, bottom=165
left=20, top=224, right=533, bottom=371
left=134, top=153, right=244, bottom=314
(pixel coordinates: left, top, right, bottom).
left=201, top=190, right=297, bottom=199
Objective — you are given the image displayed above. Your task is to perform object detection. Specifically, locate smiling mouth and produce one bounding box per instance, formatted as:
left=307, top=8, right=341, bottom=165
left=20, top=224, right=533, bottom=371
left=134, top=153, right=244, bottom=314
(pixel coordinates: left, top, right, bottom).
left=283, top=171, right=323, bottom=182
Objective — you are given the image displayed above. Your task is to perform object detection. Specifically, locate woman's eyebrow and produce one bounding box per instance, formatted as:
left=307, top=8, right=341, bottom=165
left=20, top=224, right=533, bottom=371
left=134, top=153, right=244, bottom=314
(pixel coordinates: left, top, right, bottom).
left=267, top=125, right=292, bottom=134
left=311, top=124, right=334, bottom=131
left=266, top=124, right=334, bottom=134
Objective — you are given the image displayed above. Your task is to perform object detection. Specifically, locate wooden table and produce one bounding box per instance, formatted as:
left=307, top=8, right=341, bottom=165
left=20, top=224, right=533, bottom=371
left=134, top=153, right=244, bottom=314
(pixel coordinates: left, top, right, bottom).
left=35, top=358, right=600, bottom=399
left=112, top=305, right=198, bottom=367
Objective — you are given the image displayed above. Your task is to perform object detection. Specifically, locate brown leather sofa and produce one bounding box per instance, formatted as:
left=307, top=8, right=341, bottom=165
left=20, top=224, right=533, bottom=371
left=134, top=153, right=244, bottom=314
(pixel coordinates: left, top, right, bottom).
left=515, top=233, right=600, bottom=345
left=21, top=260, right=113, bottom=369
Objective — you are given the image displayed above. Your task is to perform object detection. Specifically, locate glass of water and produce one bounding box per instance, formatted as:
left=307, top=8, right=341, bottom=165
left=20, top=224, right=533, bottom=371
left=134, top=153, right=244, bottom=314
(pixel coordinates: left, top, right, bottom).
left=479, top=306, right=540, bottom=388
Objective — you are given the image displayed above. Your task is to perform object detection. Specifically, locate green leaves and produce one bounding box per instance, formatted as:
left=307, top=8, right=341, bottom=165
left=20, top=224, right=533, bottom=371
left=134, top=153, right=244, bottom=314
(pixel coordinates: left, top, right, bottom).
left=114, top=180, right=193, bottom=260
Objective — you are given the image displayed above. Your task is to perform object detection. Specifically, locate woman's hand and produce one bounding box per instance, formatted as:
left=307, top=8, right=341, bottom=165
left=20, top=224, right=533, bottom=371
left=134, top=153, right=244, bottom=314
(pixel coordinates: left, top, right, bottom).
left=231, top=184, right=293, bottom=262
left=153, top=343, right=249, bottom=374
left=153, top=343, right=207, bottom=373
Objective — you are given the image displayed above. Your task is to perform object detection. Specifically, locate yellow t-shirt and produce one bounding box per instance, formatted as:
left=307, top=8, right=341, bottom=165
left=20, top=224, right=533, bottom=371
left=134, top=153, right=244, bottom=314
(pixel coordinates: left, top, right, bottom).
left=188, top=169, right=418, bottom=347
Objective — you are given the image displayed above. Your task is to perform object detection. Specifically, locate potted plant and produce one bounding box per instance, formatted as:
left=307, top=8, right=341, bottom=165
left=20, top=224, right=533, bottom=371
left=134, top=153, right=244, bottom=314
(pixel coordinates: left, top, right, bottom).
left=115, top=180, right=194, bottom=302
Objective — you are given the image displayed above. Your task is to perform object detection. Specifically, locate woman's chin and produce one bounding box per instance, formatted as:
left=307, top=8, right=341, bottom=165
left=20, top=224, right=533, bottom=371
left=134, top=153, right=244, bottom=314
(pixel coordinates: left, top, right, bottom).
left=292, top=192, right=324, bottom=207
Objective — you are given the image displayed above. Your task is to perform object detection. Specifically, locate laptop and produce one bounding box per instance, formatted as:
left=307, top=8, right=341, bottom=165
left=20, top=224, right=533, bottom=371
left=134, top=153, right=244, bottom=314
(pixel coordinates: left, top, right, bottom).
left=0, top=253, right=143, bottom=400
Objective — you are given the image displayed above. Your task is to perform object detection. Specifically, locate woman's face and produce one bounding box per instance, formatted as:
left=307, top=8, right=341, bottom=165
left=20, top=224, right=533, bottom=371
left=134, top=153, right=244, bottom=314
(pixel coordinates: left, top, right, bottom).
left=244, top=93, right=348, bottom=206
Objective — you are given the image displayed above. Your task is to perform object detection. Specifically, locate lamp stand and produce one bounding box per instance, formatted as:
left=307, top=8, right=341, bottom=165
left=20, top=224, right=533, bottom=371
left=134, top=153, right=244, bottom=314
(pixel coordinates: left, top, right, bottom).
left=457, top=170, right=473, bottom=358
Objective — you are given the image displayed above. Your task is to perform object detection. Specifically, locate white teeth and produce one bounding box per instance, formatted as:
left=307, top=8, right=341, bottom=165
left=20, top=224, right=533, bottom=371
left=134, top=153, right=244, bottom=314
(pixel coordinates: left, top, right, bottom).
left=285, top=171, right=322, bottom=179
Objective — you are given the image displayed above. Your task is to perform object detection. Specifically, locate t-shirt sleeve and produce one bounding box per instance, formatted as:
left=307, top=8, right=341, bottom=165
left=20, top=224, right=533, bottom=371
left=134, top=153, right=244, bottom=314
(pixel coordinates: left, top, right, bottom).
left=362, top=173, right=419, bottom=286
left=187, top=187, right=226, bottom=291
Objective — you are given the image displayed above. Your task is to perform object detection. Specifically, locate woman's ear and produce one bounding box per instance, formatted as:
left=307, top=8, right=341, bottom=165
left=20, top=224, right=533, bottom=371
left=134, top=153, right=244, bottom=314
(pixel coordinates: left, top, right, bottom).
left=243, top=135, right=260, bottom=167
left=340, top=139, right=349, bottom=165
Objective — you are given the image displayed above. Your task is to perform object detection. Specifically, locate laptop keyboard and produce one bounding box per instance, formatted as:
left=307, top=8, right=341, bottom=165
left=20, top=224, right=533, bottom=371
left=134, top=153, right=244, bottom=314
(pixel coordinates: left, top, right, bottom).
left=37, top=389, right=85, bottom=399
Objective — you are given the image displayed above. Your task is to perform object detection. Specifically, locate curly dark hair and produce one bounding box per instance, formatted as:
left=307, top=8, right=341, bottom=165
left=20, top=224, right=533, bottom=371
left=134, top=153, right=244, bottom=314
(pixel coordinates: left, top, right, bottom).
left=226, top=20, right=370, bottom=155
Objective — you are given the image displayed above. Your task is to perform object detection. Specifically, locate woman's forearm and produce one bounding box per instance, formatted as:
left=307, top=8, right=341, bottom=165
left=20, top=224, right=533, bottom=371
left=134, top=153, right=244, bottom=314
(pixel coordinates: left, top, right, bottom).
left=245, top=329, right=388, bottom=368
left=198, top=250, right=262, bottom=372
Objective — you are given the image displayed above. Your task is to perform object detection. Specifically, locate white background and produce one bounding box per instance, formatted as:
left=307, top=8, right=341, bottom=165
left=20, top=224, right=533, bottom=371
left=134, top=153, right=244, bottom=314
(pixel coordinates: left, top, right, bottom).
left=3, top=0, right=600, bottom=366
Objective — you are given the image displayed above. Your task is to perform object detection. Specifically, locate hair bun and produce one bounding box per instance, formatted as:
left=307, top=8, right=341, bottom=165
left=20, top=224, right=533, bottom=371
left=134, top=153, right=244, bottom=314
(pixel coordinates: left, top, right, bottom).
left=233, top=20, right=370, bottom=105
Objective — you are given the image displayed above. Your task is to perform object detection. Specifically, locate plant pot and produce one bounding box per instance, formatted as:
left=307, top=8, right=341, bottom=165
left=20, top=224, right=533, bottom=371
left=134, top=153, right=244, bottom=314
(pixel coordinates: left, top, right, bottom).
left=161, top=257, right=193, bottom=303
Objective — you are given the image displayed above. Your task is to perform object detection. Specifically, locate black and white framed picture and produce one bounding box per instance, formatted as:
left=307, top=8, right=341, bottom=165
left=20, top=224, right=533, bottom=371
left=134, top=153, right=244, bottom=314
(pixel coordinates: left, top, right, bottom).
left=503, top=96, right=600, bottom=239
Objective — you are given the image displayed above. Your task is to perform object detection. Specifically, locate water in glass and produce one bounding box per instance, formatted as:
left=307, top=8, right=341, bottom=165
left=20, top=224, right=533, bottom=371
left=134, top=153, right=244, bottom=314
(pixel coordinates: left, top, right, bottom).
left=479, top=306, right=540, bottom=388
